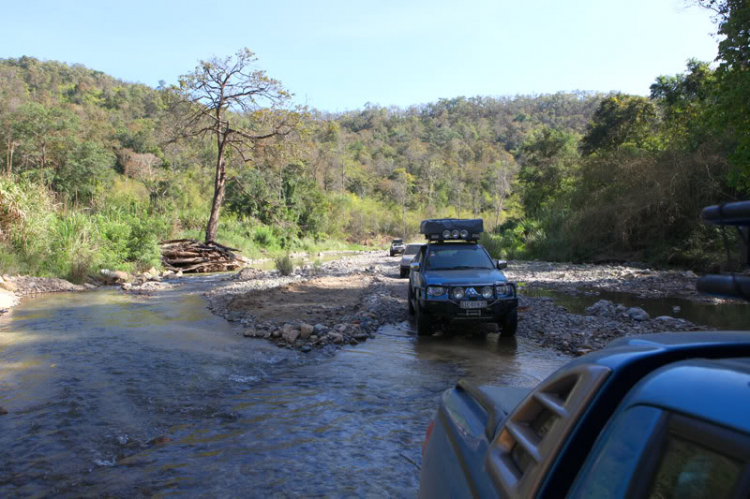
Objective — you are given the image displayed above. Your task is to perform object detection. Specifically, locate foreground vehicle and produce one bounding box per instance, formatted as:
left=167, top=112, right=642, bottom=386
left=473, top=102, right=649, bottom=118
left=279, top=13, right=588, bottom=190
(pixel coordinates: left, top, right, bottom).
left=419, top=201, right=750, bottom=498
left=399, top=243, right=423, bottom=278
left=408, top=219, right=518, bottom=337
left=390, top=239, right=406, bottom=256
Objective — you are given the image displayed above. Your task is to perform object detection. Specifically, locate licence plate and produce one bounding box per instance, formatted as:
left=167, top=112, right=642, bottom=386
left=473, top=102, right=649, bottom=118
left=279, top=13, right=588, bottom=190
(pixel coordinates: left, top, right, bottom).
left=460, top=300, right=487, bottom=309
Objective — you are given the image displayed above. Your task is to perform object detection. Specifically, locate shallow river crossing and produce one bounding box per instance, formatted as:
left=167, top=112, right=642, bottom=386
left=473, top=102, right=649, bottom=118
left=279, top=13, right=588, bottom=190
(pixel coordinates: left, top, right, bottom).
left=0, top=274, right=568, bottom=497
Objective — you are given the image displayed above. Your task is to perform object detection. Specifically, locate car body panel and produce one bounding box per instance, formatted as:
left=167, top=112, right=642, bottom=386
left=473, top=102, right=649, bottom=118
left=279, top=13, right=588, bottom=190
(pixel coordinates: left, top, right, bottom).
left=420, top=332, right=750, bottom=498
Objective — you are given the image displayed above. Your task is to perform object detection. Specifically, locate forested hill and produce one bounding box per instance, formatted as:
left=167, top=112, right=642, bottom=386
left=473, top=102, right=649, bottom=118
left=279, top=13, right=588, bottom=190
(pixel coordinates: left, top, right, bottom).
left=1, top=0, right=748, bottom=284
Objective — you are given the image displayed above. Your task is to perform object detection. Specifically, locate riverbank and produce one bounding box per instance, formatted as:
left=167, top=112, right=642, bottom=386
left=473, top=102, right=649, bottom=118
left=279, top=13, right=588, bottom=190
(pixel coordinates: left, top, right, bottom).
left=0, top=275, right=86, bottom=315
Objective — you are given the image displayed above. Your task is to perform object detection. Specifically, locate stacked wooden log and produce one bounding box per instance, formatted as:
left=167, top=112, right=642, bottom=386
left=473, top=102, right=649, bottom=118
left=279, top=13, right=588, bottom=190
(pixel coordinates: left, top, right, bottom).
left=160, top=239, right=248, bottom=273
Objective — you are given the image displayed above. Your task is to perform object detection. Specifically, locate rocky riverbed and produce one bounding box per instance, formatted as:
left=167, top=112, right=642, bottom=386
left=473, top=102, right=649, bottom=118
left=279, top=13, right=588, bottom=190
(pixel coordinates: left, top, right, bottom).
left=202, top=253, right=742, bottom=356
left=206, top=252, right=407, bottom=353
left=506, top=260, right=708, bottom=301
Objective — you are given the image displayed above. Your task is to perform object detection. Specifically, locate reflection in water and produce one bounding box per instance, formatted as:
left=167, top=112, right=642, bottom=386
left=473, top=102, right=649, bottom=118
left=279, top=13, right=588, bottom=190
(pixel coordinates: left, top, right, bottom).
left=0, top=278, right=567, bottom=497
left=525, top=287, right=750, bottom=331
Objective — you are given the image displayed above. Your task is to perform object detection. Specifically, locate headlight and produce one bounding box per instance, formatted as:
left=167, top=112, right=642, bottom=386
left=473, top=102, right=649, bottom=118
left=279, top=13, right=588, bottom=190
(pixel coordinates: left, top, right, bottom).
left=451, top=230, right=460, bottom=238
left=452, top=287, right=465, bottom=299
left=496, top=284, right=509, bottom=295
left=442, top=230, right=451, bottom=239
left=481, top=286, right=493, bottom=299
left=427, top=286, right=446, bottom=297
left=460, top=229, right=468, bottom=239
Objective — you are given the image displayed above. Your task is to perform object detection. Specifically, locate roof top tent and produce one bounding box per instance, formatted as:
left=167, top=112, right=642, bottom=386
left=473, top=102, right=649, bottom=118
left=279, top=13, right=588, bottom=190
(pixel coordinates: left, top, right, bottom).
left=420, top=218, right=484, bottom=242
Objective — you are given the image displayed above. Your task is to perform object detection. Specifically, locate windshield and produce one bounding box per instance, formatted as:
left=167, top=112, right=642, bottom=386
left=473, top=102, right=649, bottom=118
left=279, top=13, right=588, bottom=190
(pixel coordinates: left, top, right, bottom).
left=425, top=246, right=494, bottom=270
left=392, top=240, right=403, bottom=245
left=404, top=245, right=421, bottom=255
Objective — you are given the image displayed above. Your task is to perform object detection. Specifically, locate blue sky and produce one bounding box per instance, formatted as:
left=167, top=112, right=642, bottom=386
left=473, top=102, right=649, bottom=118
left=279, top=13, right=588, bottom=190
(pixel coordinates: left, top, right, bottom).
left=3, top=0, right=719, bottom=112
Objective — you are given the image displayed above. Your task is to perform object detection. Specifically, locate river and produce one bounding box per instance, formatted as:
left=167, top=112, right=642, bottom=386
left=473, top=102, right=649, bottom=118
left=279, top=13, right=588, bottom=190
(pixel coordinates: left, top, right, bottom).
left=0, top=275, right=567, bottom=497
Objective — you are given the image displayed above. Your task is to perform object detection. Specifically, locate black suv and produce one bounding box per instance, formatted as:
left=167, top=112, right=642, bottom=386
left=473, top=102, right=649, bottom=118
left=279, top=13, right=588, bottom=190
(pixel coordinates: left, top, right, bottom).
left=407, top=219, right=518, bottom=337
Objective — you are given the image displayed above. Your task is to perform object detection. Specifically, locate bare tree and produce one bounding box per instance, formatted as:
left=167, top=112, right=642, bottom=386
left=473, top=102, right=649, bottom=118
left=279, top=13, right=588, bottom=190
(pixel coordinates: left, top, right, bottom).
left=169, top=48, right=300, bottom=242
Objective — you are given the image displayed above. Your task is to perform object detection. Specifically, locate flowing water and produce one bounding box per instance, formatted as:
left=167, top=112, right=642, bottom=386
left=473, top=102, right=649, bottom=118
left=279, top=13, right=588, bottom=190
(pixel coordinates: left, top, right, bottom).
left=0, top=276, right=567, bottom=497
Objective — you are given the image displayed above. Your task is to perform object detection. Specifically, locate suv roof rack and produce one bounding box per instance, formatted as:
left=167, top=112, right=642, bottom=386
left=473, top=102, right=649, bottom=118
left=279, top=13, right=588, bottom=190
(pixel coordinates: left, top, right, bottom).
left=420, top=218, right=483, bottom=242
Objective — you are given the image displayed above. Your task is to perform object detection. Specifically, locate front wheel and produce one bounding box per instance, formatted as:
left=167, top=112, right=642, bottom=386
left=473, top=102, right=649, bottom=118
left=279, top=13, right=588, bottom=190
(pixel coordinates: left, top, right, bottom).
left=399, top=267, right=408, bottom=278
left=416, top=302, right=433, bottom=336
left=499, top=309, right=518, bottom=337
left=408, top=285, right=415, bottom=315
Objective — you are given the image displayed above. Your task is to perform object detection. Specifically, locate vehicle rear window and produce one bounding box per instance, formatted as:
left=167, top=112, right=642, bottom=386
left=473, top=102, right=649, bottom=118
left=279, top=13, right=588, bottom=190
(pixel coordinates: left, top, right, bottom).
left=425, top=246, right=493, bottom=270
left=405, top=245, right=421, bottom=255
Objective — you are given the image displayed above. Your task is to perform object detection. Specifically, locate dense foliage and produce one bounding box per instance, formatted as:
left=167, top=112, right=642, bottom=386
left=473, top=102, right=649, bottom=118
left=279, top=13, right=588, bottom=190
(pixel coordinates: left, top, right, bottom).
left=0, top=3, right=747, bottom=279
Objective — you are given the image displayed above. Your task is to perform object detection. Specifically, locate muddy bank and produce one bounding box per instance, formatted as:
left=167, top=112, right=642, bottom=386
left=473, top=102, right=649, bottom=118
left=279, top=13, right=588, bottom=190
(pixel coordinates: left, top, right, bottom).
left=206, top=252, right=406, bottom=352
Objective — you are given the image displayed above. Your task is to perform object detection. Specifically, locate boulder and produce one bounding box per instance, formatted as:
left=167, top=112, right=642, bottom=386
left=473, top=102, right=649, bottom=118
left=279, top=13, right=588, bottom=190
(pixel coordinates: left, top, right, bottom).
left=628, top=307, right=650, bottom=321
left=585, top=299, right=616, bottom=317
left=300, top=323, right=314, bottom=339
left=328, top=332, right=344, bottom=344
left=101, top=269, right=129, bottom=285
left=243, top=328, right=257, bottom=338
left=0, top=290, right=18, bottom=309
left=282, top=324, right=300, bottom=344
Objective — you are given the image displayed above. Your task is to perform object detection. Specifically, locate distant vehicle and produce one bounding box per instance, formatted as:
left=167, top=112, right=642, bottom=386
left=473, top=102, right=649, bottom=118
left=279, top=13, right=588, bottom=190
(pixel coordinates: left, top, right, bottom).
left=390, top=239, right=406, bottom=257
left=419, top=201, right=750, bottom=498
left=399, top=244, right=424, bottom=278
left=408, top=219, right=517, bottom=337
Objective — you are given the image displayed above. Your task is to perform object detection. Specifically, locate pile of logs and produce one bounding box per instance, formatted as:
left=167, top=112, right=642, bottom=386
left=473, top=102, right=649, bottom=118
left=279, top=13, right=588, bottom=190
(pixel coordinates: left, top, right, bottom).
left=160, top=239, right=248, bottom=273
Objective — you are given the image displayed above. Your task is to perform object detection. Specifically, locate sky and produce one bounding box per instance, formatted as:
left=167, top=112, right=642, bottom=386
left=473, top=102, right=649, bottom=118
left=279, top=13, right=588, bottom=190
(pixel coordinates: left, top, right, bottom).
left=2, top=0, right=720, bottom=112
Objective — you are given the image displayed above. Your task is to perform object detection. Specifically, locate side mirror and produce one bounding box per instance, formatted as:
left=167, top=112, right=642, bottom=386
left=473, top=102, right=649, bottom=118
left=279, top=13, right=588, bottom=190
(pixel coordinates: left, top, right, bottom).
left=410, top=262, right=421, bottom=272
left=496, top=260, right=508, bottom=270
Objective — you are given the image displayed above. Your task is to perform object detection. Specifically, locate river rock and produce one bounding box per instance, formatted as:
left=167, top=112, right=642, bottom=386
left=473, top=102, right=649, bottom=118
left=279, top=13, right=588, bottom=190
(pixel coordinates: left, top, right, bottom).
left=628, top=307, right=650, bottom=321
left=243, top=328, right=257, bottom=338
left=301, top=345, right=312, bottom=353
left=328, top=332, right=344, bottom=344
left=313, top=324, right=327, bottom=335
left=101, top=269, right=129, bottom=284
left=271, top=329, right=281, bottom=338
left=0, top=407, right=7, bottom=415
left=282, top=324, right=300, bottom=343
left=0, top=290, right=18, bottom=309
left=586, top=299, right=616, bottom=316
left=300, top=323, right=314, bottom=338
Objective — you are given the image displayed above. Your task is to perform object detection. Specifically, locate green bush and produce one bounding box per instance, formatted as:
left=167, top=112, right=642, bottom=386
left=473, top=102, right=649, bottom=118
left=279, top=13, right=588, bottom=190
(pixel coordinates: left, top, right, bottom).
left=274, top=253, right=295, bottom=276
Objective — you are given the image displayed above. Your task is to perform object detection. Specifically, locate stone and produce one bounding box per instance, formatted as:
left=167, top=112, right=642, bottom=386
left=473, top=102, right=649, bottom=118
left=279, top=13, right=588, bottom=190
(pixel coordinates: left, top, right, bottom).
left=684, top=270, right=698, bottom=279
left=313, top=324, right=327, bottom=334
left=161, top=270, right=175, bottom=279
left=0, top=289, right=18, bottom=309
left=271, top=330, right=281, bottom=338
left=328, top=332, right=344, bottom=344
left=300, top=323, right=314, bottom=338
left=628, top=307, right=650, bottom=321
left=175, top=270, right=183, bottom=277
left=282, top=324, right=300, bottom=343
left=310, top=335, right=318, bottom=342
left=101, top=269, right=129, bottom=284
left=0, top=407, right=7, bottom=415
left=243, top=328, right=257, bottom=338
left=586, top=299, right=616, bottom=317
left=672, top=306, right=681, bottom=313
left=301, top=345, right=312, bottom=353
left=0, top=279, right=17, bottom=292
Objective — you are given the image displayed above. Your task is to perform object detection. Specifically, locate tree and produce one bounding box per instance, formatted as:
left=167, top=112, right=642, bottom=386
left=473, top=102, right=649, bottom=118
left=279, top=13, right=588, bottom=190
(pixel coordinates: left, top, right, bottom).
left=579, top=95, right=659, bottom=156
left=483, top=154, right=519, bottom=227
left=170, top=48, right=300, bottom=242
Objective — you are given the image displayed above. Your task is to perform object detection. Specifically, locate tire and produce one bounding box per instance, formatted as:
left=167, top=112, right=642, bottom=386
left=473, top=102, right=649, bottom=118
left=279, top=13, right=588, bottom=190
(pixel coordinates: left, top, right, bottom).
left=399, top=267, right=407, bottom=278
left=408, top=285, right=415, bottom=315
left=416, top=301, right=433, bottom=337
left=499, top=309, right=518, bottom=337
left=390, top=250, right=395, bottom=257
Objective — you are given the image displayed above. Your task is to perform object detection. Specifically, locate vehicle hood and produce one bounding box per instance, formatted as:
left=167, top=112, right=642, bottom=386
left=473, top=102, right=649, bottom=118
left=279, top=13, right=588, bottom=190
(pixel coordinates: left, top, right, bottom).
left=422, top=269, right=508, bottom=285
